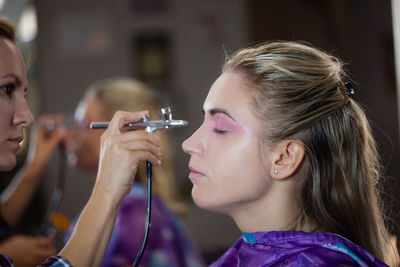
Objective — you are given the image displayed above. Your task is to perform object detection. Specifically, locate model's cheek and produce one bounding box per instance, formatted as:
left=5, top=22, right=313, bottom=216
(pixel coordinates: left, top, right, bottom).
left=222, top=128, right=261, bottom=172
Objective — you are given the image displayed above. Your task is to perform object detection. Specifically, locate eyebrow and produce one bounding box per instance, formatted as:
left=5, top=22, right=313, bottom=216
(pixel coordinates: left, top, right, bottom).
left=201, top=108, right=236, bottom=121
left=0, top=73, right=27, bottom=92
left=0, top=73, right=21, bottom=85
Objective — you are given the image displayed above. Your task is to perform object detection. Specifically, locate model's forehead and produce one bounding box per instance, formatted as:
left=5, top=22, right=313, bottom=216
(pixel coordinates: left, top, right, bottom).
left=202, top=72, right=263, bottom=139
left=203, top=72, right=251, bottom=118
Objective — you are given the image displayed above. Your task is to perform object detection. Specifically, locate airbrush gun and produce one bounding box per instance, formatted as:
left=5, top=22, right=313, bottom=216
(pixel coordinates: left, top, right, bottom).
left=90, top=107, right=187, bottom=267
left=90, top=107, right=188, bottom=133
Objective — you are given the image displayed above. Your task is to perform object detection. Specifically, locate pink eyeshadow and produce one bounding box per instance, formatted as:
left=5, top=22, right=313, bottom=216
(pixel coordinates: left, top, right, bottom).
left=212, top=114, right=243, bottom=132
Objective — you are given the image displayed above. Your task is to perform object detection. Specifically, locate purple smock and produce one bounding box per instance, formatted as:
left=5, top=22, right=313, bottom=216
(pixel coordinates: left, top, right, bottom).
left=65, top=183, right=206, bottom=267
left=211, top=231, right=388, bottom=266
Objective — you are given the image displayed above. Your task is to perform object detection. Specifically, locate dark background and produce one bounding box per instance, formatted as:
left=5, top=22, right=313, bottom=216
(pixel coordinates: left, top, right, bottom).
left=0, top=0, right=399, bottom=262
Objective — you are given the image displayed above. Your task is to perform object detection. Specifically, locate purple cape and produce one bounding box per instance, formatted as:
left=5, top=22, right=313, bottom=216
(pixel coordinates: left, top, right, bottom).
left=211, top=231, right=388, bottom=266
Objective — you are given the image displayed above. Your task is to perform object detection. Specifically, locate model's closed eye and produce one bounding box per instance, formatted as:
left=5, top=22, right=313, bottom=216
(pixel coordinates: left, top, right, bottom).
left=213, top=114, right=234, bottom=134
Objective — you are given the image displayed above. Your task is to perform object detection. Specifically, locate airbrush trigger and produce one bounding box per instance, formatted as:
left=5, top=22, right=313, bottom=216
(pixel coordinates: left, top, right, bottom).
left=141, top=114, right=152, bottom=133
left=142, top=115, right=149, bottom=122
left=160, top=107, right=172, bottom=121
left=145, top=107, right=173, bottom=132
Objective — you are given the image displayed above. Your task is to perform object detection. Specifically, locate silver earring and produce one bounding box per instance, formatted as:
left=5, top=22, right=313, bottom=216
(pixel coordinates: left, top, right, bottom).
left=274, top=169, right=278, bottom=174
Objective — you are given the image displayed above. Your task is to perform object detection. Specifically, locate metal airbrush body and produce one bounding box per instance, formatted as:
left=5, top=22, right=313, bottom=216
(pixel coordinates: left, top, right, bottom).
left=90, top=107, right=188, bottom=133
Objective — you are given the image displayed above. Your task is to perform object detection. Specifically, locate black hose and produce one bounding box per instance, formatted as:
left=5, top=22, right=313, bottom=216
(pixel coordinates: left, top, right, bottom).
left=132, top=161, right=152, bottom=267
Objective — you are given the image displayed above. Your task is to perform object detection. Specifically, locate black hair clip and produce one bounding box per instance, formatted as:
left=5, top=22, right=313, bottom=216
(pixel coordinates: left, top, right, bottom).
left=344, top=82, right=355, bottom=98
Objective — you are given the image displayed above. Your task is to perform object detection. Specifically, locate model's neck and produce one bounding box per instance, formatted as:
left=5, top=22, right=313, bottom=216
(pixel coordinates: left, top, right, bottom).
left=229, top=181, right=314, bottom=233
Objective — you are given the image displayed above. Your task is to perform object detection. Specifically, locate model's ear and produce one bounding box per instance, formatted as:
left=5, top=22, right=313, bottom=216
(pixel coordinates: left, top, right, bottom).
left=269, top=139, right=305, bottom=180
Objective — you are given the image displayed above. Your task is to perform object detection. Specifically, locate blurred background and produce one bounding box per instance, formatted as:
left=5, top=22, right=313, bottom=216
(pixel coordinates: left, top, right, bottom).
left=1, top=0, right=400, bottom=263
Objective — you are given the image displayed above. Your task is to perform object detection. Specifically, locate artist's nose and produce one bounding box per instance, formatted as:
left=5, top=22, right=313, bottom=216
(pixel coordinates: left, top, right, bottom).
left=13, top=95, right=34, bottom=127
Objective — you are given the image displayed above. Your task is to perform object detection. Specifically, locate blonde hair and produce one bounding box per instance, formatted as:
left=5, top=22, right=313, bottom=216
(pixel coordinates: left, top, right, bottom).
left=85, top=77, right=187, bottom=215
left=223, top=41, right=394, bottom=265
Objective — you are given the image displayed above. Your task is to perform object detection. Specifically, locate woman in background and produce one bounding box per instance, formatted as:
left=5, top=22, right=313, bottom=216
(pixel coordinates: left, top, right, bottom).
left=62, top=77, right=205, bottom=267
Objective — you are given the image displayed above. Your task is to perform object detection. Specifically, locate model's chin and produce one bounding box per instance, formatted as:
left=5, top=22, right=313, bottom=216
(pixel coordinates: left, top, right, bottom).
left=191, top=186, right=228, bottom=214
left=191, top=186, right=208, bottom=209
left=192, top=185, right=238, bottom=219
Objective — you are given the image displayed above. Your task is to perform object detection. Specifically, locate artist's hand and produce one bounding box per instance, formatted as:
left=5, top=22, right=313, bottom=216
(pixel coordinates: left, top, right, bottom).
left=94, top=111, right=162, bottom=200
left=26, top=114, right=67, bottom=175
left=0, top=234, right=56, bottom=267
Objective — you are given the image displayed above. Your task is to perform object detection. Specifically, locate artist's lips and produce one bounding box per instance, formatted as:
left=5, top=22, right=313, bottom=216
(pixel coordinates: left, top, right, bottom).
left=189, top=166, right=205, bottom=179
left=8, top=136, right=23, bottom=149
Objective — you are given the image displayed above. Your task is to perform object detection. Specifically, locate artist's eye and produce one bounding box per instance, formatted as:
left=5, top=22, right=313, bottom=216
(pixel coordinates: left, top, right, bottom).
left=0, top=83, right=15, bottom=95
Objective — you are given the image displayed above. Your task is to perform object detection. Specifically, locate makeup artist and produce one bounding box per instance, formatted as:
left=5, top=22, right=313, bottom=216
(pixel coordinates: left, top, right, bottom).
left=0, top=18, right=161, bottom=267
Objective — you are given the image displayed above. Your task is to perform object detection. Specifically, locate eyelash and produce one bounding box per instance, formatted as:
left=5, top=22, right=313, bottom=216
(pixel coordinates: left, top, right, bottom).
left=213, top=129, right=227, bottom=134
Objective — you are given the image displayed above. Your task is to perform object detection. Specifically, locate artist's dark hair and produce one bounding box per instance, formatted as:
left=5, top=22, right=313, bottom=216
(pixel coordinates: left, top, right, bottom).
left=223, top=41, right=395, bottom=265
left=0, top=19, right=15, bottom=42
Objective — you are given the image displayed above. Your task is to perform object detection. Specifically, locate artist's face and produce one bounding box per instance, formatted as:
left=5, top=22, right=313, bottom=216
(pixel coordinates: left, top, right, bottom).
left=0, top=38, right=34, bottom=171
left=65, top=96, right=104, bottom=173
left=182, top=72, right=272, bottom=214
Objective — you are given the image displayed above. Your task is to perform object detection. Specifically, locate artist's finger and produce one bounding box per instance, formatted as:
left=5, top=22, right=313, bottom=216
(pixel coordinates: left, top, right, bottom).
left=34, top=236, right=55, bottom=247
left=117, top=130, right=160, bottom=147
left=129, top=150, right=161, bottom=166
left=118, top=139, right=162, bottom=161
left=38, top=114, right=64, bottom=124
left=106, top=110, right=149, bottom=134
left=37, top=114, right=65, bottom=131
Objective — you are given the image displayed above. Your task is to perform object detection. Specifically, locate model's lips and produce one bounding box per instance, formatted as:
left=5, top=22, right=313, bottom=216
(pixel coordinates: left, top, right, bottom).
left=189, top=166, right=205, bottom=179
